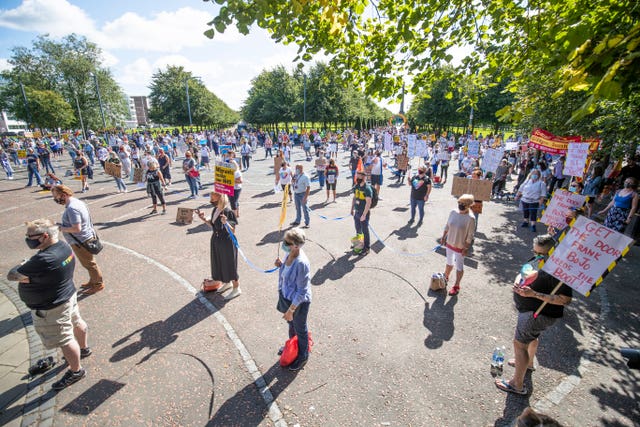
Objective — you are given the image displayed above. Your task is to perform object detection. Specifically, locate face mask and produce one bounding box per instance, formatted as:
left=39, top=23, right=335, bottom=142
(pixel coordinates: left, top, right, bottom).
left=625, top=182, right=633, bottom=189
left=356, top=178, right=364, bottom=185
left=566, top=216, right=573, bottom=225
left=531, top=175, right=539, bottom=181
left=281, top=242, right=291, bottom=253
left=458, top=203, right=467, bottom=211
left=53, top=196, right=66, bottom=205
left=568, top=186, right=576, bottom=192
left=25, top=237, right=41, bottom=249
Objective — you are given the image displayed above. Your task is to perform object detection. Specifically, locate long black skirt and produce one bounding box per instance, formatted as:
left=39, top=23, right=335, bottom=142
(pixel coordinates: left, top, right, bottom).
left=210, top=235, right=239, bottom=282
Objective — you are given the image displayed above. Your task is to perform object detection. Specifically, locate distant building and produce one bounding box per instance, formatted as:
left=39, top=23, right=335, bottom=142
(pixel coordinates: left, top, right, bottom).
left=129, top=96, right=150, bottom=127
left=0, top=111, right=27, bottom=134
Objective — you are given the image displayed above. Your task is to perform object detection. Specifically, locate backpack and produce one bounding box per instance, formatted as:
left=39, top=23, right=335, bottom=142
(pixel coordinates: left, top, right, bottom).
left=369, top=184, right=379, bottom=208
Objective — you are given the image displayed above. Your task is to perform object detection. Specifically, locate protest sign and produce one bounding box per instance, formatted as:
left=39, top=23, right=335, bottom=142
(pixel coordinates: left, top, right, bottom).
left=564, top=142, right=590, bottom=177
left=104, top=162, right=122, bottom=178
left=416, top=137, right=428, bottom=158
left=528, top=128, right=599, bottom=154
left=407, top=134, right=417, bottom=157
left=133, top=167, right=144, bottom=183
left=384, top=133, right=392, bottom=151
left=451, top=176, right=492, bottom=201
left=17, top=149, right=27, bottom=159
left=482, top=148, right=504, bottom=173
left=467, top=140, right=480, bottom=158
left=175, top=207, right=194, bottom=225
left=540, top=190, right=587, bottom=230
left=219, top=144, right=232, bottom=154
left=542, top=216, right=634, bottom=296
left=214, top=161, right=236, bottom=196
left=505, top=140, right=518, bottom=151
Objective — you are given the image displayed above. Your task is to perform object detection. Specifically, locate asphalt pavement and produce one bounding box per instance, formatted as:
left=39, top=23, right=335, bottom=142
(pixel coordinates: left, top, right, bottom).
left=0, top=148, right=638, bottom=426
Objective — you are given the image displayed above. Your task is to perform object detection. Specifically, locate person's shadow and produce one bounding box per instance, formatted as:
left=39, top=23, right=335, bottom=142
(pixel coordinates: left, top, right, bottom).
left=110, top=299, right=212, bottom=364
left=423, top=290, right=457, bottom=349
left=206, top=362, right=299, bottom=426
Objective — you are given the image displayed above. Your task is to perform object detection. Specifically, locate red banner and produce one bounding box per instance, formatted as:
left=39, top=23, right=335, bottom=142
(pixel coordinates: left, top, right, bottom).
left=528, top=129, right=600, bottom=154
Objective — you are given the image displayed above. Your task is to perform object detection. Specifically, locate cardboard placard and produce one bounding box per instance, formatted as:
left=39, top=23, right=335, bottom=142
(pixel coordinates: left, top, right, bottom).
left=214, top=161, right=235, bottom=196
left=104, top=162, right=121, bottom=178
left=563, top=142, right=590, bottom=177
left=176, top=207, right=194, bottom=225
left=450, top=176, right=492, bottom=201
left=133, top=167, right=144, bottom=183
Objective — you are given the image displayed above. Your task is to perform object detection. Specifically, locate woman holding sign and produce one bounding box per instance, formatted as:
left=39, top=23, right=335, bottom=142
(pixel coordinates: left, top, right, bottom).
left=197, top=191, right=241, bottom=300
left=599, top=177, right=638, bottom=232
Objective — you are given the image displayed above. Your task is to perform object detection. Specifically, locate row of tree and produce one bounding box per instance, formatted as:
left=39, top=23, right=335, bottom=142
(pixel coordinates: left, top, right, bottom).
left=241, top=63, right=390, bottom=131
left=0, top=35, right=239, bottom=133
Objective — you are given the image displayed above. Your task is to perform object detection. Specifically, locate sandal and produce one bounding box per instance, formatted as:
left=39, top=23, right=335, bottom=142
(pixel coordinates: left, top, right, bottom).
left=495, top=378, right=528, bottom=395
left=507, top=359, right=536, bottom=371
left=29, top=356, right=56, bottom=376
left=448, top=285, right=460, bottom=296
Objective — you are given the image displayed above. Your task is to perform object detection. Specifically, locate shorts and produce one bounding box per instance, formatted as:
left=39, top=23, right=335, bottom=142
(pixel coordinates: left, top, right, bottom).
left=514, top=311, right=557, bottom=344
left=370, top=174, right=382, bottom=185
left=32, top=292, right=83, bottom=349
left=326, top=182, right=336, bottom=190
left=445, top=246, right=465, bottom=271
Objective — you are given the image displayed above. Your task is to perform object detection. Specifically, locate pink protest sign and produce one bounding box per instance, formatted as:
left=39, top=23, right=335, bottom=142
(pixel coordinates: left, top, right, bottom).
left=540, top=189, right=587, bottom=230
left=542, top=216, right=634, bottom=296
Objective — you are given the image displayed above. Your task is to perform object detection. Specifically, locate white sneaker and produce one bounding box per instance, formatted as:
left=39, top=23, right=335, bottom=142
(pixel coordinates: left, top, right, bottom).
left=224, top=288, right=242, bottom=300
left=216, top=283, right=232, bottom=293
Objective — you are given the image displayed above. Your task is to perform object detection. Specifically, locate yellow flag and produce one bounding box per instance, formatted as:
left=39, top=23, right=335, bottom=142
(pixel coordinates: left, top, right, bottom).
left=279, top=184, right=289, bottom=230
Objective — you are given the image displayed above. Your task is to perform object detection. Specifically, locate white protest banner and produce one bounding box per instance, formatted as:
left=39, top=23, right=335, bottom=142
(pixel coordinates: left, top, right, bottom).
left=416, top=138, right=428, bottom=158
left=540, top=189, right=587, bottom=230
left=505, top=140, right=518, bottom=151
left=563, top=142, right=590, bottom=177
left=482, top=148, right=504, bottom=173
left=467, top=140, right=480, bottom=158
left=384, top=133, right=393, bottom=151
left=407, top=134, right=417, bottom=158
left=542, top=216, right=634, bottom=296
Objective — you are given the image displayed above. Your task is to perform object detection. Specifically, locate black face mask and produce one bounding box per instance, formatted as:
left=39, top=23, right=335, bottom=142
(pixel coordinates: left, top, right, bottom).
left=458, top=203, right=467, bottom=211
left=356, top=178, right=364, bottom=185
left=53, top=196, right=66, bottom=205
left=25, top=237, right=41, bottom=249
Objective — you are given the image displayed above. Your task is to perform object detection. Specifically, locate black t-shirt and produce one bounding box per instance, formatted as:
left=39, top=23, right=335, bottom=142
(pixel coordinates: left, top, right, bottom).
left=17, top=241, right=76, bottom=310
left=514, top=269, right=572, bottom=318
left=409, top=174, right=431, bottom=199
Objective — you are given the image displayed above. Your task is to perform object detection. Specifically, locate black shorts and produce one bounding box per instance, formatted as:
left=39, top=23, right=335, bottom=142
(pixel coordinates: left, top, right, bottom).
left=370, top=174, right=382, bottom=185
left=327, top=182, right=336, bottom=190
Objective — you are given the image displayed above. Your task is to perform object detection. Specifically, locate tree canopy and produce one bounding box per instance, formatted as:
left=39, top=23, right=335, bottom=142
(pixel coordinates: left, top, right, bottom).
left=241, top=63, right=390, bottom=129
left=0, top=34, right=128, bottom=131
left=204, top=0, right=639, bottom=122
left=148, top=65, right=239, bottom=127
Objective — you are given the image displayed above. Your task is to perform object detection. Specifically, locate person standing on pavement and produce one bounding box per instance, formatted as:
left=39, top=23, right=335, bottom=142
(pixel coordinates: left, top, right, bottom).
left=440, top=194, right=476, bottom=296
left=182, top=151, right=199, bottom=198
left=196, top=191, right=241, bottom=300
left=157, top=148, right=172, bottom=186
left=324, top=158, right=339, bottom=203
left=495, top=234, right=572, bottom=396
left=370, top=150, right=384, bottom=199
left=275, top=227, right=312, bottom=371
left=351, top=170, right=373, bottom=255
left=73, top=151, right=91, bottom=193
left=25, top=147, right=43, bottom=187
left=291, top=164, right=311, bottom=228
left=277, top=161, right=293, bottom=203
left=7, top=219, right=91, bottom=390
left=107, top=151, right=128, bottom=193
left=145, top=160, right=167, bottom=215
left=37, top=142, right=55, bottom=174
left=240, top=138, right=252, bottom=170
left=0, top=147, right=15, bottom=179
left=548, top=156, right=567, bottom=194
left=51, top=185, right=104, bottom=295
left=229, top=164, right=243, bottom=218
left=515, top=169, right=547, bottom=232
left=407, top=165, right=432, bottom=226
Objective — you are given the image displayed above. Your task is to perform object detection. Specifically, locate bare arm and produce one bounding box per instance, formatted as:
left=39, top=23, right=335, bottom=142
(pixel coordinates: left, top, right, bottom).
left=7, top=264, right=28, bottom=282
left=59, top=223, right=82, bottom=234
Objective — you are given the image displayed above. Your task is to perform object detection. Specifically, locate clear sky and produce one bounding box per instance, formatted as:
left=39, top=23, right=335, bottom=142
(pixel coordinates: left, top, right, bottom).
left=0, top=0, right=405, bottom=113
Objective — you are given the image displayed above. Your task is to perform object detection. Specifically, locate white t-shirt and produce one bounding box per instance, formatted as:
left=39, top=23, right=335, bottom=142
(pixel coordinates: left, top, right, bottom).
left=279, top=167, right=292, bottom=185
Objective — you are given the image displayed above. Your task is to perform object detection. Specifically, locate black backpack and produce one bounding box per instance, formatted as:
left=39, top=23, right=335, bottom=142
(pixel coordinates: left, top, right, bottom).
left=369, top=184, right=379, bottom=208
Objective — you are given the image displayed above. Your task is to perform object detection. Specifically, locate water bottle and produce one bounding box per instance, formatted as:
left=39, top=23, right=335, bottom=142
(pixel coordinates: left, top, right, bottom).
left=497, top=346, right=506, bottom=369
left=491, top=347, right=500, bottom=375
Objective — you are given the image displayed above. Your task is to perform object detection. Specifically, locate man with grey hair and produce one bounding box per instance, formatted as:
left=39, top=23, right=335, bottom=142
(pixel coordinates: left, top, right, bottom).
left=7, top=219, right=91, bottom=391
left=495, top=234, right=572, bottom=395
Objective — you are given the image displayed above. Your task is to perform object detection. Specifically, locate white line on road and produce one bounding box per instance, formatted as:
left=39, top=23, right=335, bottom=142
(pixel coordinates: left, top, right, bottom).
left=102, top=241, right=287, bottom=427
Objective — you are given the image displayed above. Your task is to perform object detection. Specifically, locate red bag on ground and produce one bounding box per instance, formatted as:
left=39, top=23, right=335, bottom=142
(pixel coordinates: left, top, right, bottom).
left=279, top=332, right=313, bottom=367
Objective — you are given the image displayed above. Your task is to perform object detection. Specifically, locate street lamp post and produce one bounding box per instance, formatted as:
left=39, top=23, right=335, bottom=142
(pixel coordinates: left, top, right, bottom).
left=303, top=73, right=307, bottom=130
left=185, top=79, right=193, bottom=127
left=19, top=83, right=33, bottom=128
left=74, top=93, right=86, bottom=140
left=91, top=73, right=108, bottom=143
